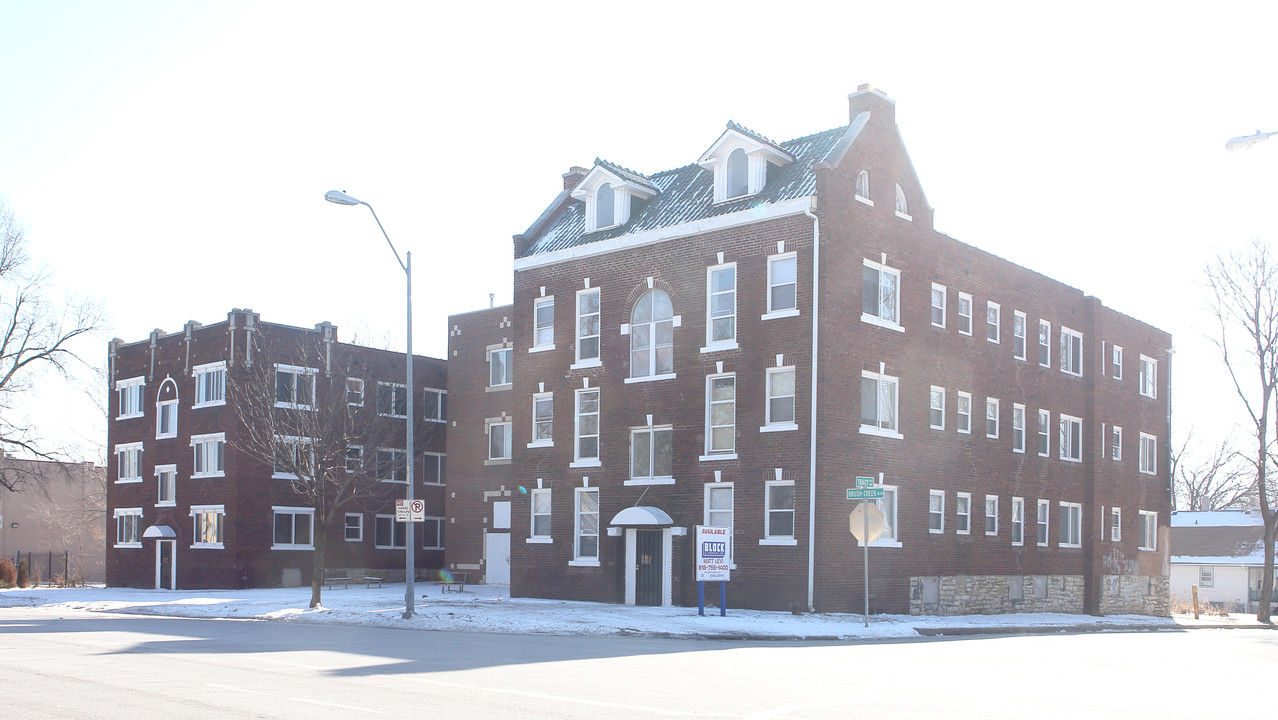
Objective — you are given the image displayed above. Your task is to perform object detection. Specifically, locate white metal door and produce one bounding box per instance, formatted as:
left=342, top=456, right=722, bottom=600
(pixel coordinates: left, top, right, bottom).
left=485, top=532, right=510, bottom=585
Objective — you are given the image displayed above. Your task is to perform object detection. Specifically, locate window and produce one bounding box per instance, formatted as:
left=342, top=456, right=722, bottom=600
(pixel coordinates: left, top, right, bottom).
left=114, top=508, right=142, bottom=547
left=574, top=388, right=600, bottom=464
left=706, top=264, right=736, bottom=347
left=1036, top=500, right=1050, bottom=546
left=531, top=489, right=552, bottom=539
left=1058, top=502, right=1082, bottom=548
left=860, top=369, right=899, bottom=436
left=272, top=507, right=314, bottom=550
left=630, top=289, right=674, bottom=378
left=1139, top=355, right=1157, bottom=398
left=423, top=389, right=446, bottom=422
left=766, top=367, right=796, bottom=428
left=1059, top=415, right=1082, bottom=462
left=855, top=170, right=870, bottom=201
left=929, top=490, right=944, bottom=533
left=595, top=182, right=615, bottom=228
left=1038, top=320, right=1051, bottom=367
left=574, top=488, right=600, bottom=562
left=377, top=447, right=408, bottom=482
left=705, top=484, right=734, bottom=551
left=957, top=293, right=973, bottom=335
left=767, top=253, right=798, bottom=315
left=862, top=259, right=900, bottom=327
left=894, top=183, right=909, bottom=218
left=630, top=425, right=673, bottom=482
left=1013, top=311, right=1027, bottom=360
left=345, top=446, right=363, bottom=473
left=1139, top=433, right=1157, bottom=474
left=191, top=505, right=225, bottom=548
left=1138, top=510, right=1157, bottom=551
left=987, top=302, right=1000, bottom=344
left=985, top=495, right=998, bottom=535
left=488, top=422, right=512, bottom=462
left=274, top=365, right=316, bottom=409
left=1011, top=497, right=1025, bottom=545
left=156, top=397, right=177, bottom=439
left=957, top=392, right=972, bottom=434
left=191, top=433, right=225, bottom=477
left=531, top=393, right=553, bottom=446
left=765, top=481, right=795, bottom=539
left=346, top=378, right=364, bottom=406
left=116, top=442, right=143, bottom=483
left=1110, top=507, right=1122, bottom=541
left=726, top=148, right=748, bottom=199
left=1012, top=404, right=1026, bottom=453
left=1060, top=327, right=1083, bottom=376
left=986, top=398, right=999, bottom=439
left=489, top=347, right=513, bottom=387
left=1111, top=426, right=1123, bottom=461
left=273, top=436, right=315, bottom=479
left=576, top=288, right=601, bottom=364
left=375, top=514, right=406, bottom=549
left=1200, top=566, right=1214, bottom=588
left=377, top=381, right=408, bottom=418
left=705, top=374, right=736, bottom=455
left=956, top=492, right=971, bottom=534
left=1037, top=410, right=1050, bottom=456
left=929, top=386, right=945, bottom=430
left=533, top=296, right=555, bottom=349
left=345, top=513, right=363, bottom=541
left=194, top=362, right=226, bottom=407
left=156, top=465, right=176, bottom=506
left=117, top=376, right=144, bottom=418
left=1112, top=345, right=1123, bottom=380
left=422, top=452, right=445, bottom=485
left=421, top=516, right=445, bottom=550
left=931, top=284, right=946, bottom=328
left=872, top=486, right=899, bottom=545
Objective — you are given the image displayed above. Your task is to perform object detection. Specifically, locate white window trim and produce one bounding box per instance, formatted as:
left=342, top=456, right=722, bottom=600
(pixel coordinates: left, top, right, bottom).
left=377, top=381, right=409, bottom=419
left=572, top=487, right=601, bottom=566
left=930, top=283, right=946, bottom=329
left=1037, top=409, right=1051, bottom=457
left=1013, top=311, right=1027, bottom=361
left=868, top=484, right=902, bottom=548
left=115, top=441, right=144, bottom=483
left=986, top=301, right=1000, bottom=344
left=1036, top=499, right=1050, bottom=547
left=190, top=433, right=226, bottom=478
left=704, top=482, right=737, bottom=564
left=1139, top=432, right=1157, bottom=475
left=271, top=506, right=316, bottom=550
left=487, top=421, right=512, bottom=463
left=528, top=392, right=554, bottom=448
left=703, top=262, right=738, bottom=352
left=344, top=512, right=364, bottom=542
left=928, top=490, right=945, bottom=534
left=273, top=364, right=318, bottom=410
left=1110, top=507, right=1122, bottom=542
left=116, top=376, right=145, bottom=419
left=573, top=287, right=602, bottom=368
left=423, top=388, right=447, bottom=423
left=156, top=398, right=178, bottom=439
left=1112, top=425, right=1123, bottom=462
left=929, top=386, right=945, bottom=431
left=487, top=346, right=513, bottom=389
left=986, top=397, right=1000, bottom=439
left=345, top=445, right=364, bottom=474
left=894, top=183, right=911, bottom=220
left=1139, top=354, right=1158, bottom=399
left=764, top=251, right=800, bottom=319
left=1012, top=403, right=1026, bottom=454
left=1059, top=414, right=1083, bottom=463
left=761, top=479, right=797, bottom=544
left=763, top=366, right=798, bottom=432
left=956, top=491, right=972, bottom=535
left=1038, top=319, right=1052, bottom=368
left=1112, top=345, right=1124, bottom=380
left=573, top=388, right=600, bottom=466
left=154, top=464, right=177, bottom=507
left=855, top=170, right=873, bottom=205
left=1011, top=496, right=1025, bottom=546
left=860, top=368, right=902, bottom=439
left=374, top=513, right=406, bottom=550
left=704, top=373, right=737, bottom=457
left=957, top=292, right=973, bottom=336
left=190, top=504, right=226, bottom=549
left=861, top=258, right=903, bottom=331
left=1060, top=326, right=1084, bottom=377
left=272, top=435, right=315, bottom=480
left=192, top=361, right=227, bottom=409
left=1138, top=510, right=1158, bottom=551
left=346, top=377, right=365, bottom=407
left=376, top=447, right=409, bottom=482
left=113, top=507, right=143, bottom=548
left=421, top=451, right=445, bottom=486
left=627, top=424, right=676, bottom=486
left=985, top=495, right=999, bottom=536
left=529, top=488, right=552, bottom=543
left=531, top=295, right=556, bottom=351
left=1058, top=501, right=1083, bottom=549
left=421, top=516, right=445, bottom=550
left=956, top=391, right=972, bottom=435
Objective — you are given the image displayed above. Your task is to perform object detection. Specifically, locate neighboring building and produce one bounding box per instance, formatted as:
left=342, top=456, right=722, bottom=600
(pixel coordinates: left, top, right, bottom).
left=445, top=85, right=1173, bottom=616
left=1171, top=509, right=1276, bottom=613
left=105, top=309, right=447, bottom=589
left=0, top=454, right=106, bottom=583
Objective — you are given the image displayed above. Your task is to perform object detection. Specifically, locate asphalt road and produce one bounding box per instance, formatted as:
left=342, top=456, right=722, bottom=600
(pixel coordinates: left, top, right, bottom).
left=0, top=607, right=1272, bottom=719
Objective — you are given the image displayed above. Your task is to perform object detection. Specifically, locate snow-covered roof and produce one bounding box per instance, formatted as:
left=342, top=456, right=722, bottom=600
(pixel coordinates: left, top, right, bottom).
left=1170, top=510, right=1271, bottom=565
left=1170, top=509, right=1264, bottom=527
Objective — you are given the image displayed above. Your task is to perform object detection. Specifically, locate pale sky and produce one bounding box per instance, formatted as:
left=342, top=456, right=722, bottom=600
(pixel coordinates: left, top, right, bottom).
left=3, top=1, right=1277, bottom=463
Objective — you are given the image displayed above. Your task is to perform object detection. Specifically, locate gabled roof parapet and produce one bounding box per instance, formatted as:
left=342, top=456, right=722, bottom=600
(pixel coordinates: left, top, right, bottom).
left=591, top=158, right=659, bottom=194
left=697, top=121, right=795, bottom=168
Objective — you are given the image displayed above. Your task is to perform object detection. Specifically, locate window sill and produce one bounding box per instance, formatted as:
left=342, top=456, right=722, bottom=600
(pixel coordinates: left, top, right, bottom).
left=700, top=342, right=738, bottom=354
left=155, top=502, right=176, bottom=508
left=855, top=195, right=874, bottom=206
left=568, top=559, right=600, bottom=567
left=425, top=418, right=446, bottom=424
left=345, top=537, right=363, bottom=543
left=375, top=545, right=407, bottom=550
left=192, top=400, right=226, bottom=409
left=570, top=358, right=602, bottom=371
left=1058, top=544, right=1082, bottom=550
left=115, top=478, right=143, bottom=484
left=379, top=413, right=408, bottom=420
left=526, top=537, right=553, bottom=544
left=485, top=385, right=511, bottom=393
left=1061, top=457, right=1082, bottom=464
left=422, top=481, right=445, bottom=487
left=699, top=453, right=738, bottom=462
left=759, top=423, right=798, bottom=433
left=868, top=540, right=903, bottom=548
left=191, top=543, right=224, bottom=550
left=114, top=542, right=142, bottom=549
left=484, top=458, right=512, bottom=466
left=380, top=479, right=409, bottom=484
left=569, top=459, right=601, bottom=468
left=191, top=472, right=224, bottom=479
left=156, top=432, right=177, bottom=440
left=858, top=426, right=903, bottom=440
left=1061, top=370, right=1082, bottom=378
left=930, top=424, right=944, bottom=431
left=527, top=440, right=554, bottom=449
left=624, top=373, right=677, bottom=385
left=860, top=314, right=904, bottom=332
left=272, top=473, right=301, bottom=480
left=116, top=413, right=144, bottom=421
left=528, top=344, right=556, bottom=354
left=895, top=211, right=912, bottom=221
left=758, top=538, right=797, bottom=546
left=929, top=529, right=944, bottom=535
left=625, top=477, right=676, bottom=486
left=761, top=308, right=800, bottom=321
left=272, top=544, right=315, bottom=551
left=274, top=403, right=314, bottom=411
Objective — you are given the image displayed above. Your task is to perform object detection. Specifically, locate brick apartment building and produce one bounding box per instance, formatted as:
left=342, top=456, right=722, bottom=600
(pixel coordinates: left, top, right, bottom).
left=445, top=86, right=1173, bottom=615
left=105, top=309, right=447, bottom=589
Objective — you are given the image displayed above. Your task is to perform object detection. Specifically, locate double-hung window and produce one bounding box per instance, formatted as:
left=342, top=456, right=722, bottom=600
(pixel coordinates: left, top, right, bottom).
left=706, top=263, right=736, bottom=348
left=767, top=253, right=798, bottom=316
left=1058, top=502, right=1082, bottom=548
left=1111, top=426, right=1123, bottom=461
left=191, top=433, right=225, bottom=477
left=630, top=424, right=673, bottom=483
left=575, top=288, right=601, bottom=365
left=764, top=481, right=795, bottom=541
left=423, top=389, right=446, bottom=422
left=765, top=367, right=797, bottom=428
left=1112, top=345, right=1123, bottom=379
left=346, top=378, right=364, bottom=406
left=193, top=362, right=226, bottom=407
left=705, top=483, right=735, bottom=557
left=533, top=296, right=555, bottom=349
left=1036, top=499, right=1050, bottom=546
left=116, top=442, right=143, bottom=483
left=489, top=347, right=513, bottom=388
left=488, top=422, right=512, bottom=462
left=1110, top=507, right=1122, bottom=541
left=156, top=394, right=177, bottom=439
left=378, top=382, right=408, bottom=418
left=928, top=490, right=944, bottom=533
left=274, top=365, right=316, bottom=409
left=191, top=505, right=225, bottom=548
left=1139, top=433, right=1157, bottom=474
left=1060, top=327, right=1083, bottom=376
left=860, top=369, right=899, bottom=437
left=957, top=293, right=973, bottom=335
left=114, top=508, right=142, bottom=547
left=855, top=170, right=871, bottom=202
left=1200, top=566, right=1214, bottom=588
left=1012, top=403, right=1026, bottom=453
left=929, top=386, right=945, bottom=430
left=155, top=465, right=176, bottom=506
left=1038, top=320, right=1051, bottom=367
left=956, top=492, right=972, bottom=534
left=531, top=393, right=553, bottom=446
left=272, top=507, right=315, bottom=550
left=1059, top=415, right=1082, bottom=462
left=273, top=436, right=314, bottom=479
left=930, top=283, right=946, bottom=327
left=871, top=486, right=899, bottom=545
left=1138, top=510, right=1157, bottom=551
left=986, top=302, right=1000, bottom=343
left=985, top=398, right=999, bottom=439
left=985, top=496, right=998, bottom=535
left=573, top=488, right=600, bottom=563
left=1013, top=311, right=1027, bottom=360
left=630, top=290, right=674, bottom=378
left=530, top=489, right=552, bottom=540
left=957, top=392, right=972, bottom=434
left=705, top=374, right=736, bottom=456
left=117, top=376, right=144, bottom=418
left=1011, top=497, right=1025, bottom=545
left=345, top=446, right=363, bottom=473
left=1139, top=355, right=1157, bottom=398
left=861, top=259, right=901, bottom=329
left=1037, top=410, right=1050, bottom=456
left=345, top=513, right=364, bottom=541
left=377, top=447, right=408, bottom=482
left=574, top=388, right=600, bottom=465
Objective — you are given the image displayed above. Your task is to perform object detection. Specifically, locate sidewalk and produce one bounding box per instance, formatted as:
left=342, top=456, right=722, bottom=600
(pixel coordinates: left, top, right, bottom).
left=1, top=582, right=1269, bottom=640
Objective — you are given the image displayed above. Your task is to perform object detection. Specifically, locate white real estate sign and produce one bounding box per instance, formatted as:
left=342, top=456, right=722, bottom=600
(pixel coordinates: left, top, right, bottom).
left=696, top=525, right=731, bottom=582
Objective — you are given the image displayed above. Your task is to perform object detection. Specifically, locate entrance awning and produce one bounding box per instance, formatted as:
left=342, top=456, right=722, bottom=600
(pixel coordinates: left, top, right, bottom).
left=143, top=525, right=176, bottom=539
left=610, top=506, right=673, bottom=527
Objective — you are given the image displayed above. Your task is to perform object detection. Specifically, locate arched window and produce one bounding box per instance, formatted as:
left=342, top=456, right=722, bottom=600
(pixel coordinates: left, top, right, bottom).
left=156, top=378, right=178, bottom=439
left=856, top=170, right=869, bottom=199
left=630, top=289, right=674, bottom=378
left=595, top=183, right=614, bottom=229
left=726, top=148, right=748, bottom=199
left=895, top=183, right=909, bottom=216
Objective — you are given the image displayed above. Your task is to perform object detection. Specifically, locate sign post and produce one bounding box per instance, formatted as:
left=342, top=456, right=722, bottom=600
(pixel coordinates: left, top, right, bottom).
left=848, top=477, right=884, bottom=628
left=695, top=525, right=731, bottom=617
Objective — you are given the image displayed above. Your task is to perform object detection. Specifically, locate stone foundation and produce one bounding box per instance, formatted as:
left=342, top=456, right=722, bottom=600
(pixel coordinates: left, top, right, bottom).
left=1099, top=574, right=1170, bottom=616
left=908, top=574, right=1170, bottom=616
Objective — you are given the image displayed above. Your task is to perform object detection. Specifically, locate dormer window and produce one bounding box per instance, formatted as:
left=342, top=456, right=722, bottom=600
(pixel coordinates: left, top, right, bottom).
left=571, top=160, right=659, bottom=234
left=596, top=183, right=615, bottom=228
left=698, top=122, right=794, bottom=204
left=727, top=149, right=749, bottom=199
left=895, top=183, right=911, bottom=220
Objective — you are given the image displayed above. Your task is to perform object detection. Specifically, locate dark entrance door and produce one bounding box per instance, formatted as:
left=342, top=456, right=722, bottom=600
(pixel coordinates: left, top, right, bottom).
left=158, top=541, right=174, bottom=590
left=635, top=529, right=662, bottom=606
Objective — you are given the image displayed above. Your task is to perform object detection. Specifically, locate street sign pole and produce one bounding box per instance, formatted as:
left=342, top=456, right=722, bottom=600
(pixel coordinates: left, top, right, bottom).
left=863, top=501, right=870, bottom=628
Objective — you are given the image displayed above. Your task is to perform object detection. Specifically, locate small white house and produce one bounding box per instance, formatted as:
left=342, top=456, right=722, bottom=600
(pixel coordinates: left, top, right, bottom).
left=1170, top=509, right=1275, bottom=613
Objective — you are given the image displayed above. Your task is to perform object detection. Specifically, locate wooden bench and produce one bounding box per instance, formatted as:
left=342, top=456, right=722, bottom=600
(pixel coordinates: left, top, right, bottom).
left=441, top=572, right=468, bottom=594
left=361, top=575, right=385, bottom=588
left=323, top=571, right=351, bottom=589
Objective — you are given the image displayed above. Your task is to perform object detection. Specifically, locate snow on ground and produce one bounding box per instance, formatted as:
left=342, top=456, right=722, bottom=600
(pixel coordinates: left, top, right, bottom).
left=0, top=582, right=1260, bottom=639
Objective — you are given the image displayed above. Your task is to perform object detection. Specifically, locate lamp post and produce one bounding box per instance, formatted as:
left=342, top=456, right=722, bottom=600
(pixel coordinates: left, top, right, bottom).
left=1225, top=129, right=1276, bottom=152
left=325, top=189, right=416, bottom=618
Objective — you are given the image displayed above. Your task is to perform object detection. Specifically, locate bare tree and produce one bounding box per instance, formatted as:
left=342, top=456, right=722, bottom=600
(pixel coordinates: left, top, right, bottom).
left=1206, top=238, right=1278, bottom=622
left=0, top=200, right=100, bottom=479
left=1172, top=432, right=1255, bottom=511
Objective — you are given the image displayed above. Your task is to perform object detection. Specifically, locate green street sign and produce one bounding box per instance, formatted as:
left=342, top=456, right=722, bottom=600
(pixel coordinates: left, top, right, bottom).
left=855, top=476, right=877, bottom=488
left=847, top=488, right=885, bottom=500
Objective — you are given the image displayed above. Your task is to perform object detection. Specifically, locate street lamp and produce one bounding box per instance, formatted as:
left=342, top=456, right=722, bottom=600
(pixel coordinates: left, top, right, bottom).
left=1225, top=129, right=1276, bottom=152
left=325, top=189, right=417, bottom=618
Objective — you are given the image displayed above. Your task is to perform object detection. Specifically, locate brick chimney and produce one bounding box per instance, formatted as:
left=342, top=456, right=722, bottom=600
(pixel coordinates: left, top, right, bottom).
left=848, top=83, right=895, bottom=126
left=562, top=166, right=589, bottom=191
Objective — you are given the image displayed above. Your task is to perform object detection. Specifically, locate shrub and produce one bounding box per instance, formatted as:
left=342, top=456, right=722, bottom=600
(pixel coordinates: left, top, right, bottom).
left=0, top=557, right=15, bottom=587
left=16, top=560, right=29, bottom=588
